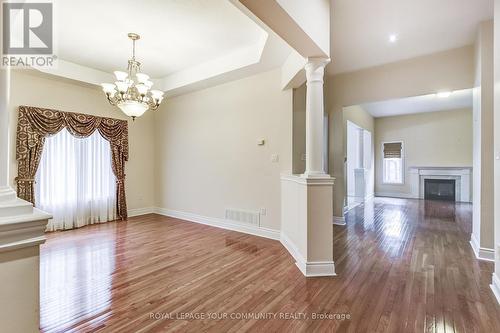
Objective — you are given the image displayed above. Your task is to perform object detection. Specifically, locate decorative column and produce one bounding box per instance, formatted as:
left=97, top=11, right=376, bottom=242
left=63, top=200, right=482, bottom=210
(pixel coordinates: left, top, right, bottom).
left=303, top=57, right=330, bottom=178
left=0, top=67, right=16, bottom=203
left=0, top=68, right=51, bottom=332
left=280, top=57, right=335, bottom=277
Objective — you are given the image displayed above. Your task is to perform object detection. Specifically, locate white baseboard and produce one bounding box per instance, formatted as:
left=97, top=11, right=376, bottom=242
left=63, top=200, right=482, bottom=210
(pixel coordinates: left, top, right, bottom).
left=333, top=216, right=346, bottom=226
left=127, top=207, right=155, bottom=217
left=375, top=192, right=416, bottom=199
left=280, top=231, right=305, bottom=266
left=151, top=207, right=335, bottom=277
left=154, top=207, right=280, bottom=241
left=491, top=273, right=500, bottom=305
left=470, top=233, right=495, bottom=262
left=280, top=232, right=336, bottom=277
left=299, top=261, right=336, bottom=277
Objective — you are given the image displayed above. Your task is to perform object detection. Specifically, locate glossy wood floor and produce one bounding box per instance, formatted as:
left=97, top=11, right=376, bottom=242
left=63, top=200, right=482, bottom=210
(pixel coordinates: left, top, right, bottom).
left=40, top=198, right=500, bottom=332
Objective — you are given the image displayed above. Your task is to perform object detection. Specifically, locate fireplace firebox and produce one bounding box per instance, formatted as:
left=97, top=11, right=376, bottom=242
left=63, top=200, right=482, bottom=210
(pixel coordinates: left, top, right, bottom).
left=424, top=179, right=456, bottom=201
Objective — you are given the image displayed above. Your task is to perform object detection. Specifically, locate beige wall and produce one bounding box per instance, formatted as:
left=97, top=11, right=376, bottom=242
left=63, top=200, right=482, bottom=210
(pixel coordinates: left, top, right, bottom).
left=343, top=105, right=374, bottom=132
left=374, top=109, right=473, bottom=196
left=493, top=0, right=500, bottom=287
left=154, top=69, right=292, bottom=231
left=8, top=70, right=156, bottom=211
left=292, top=83, right=306, bottom=174
left=473, top=20, right=495, bottom=250
left=326, top=46, right=474, bottom=217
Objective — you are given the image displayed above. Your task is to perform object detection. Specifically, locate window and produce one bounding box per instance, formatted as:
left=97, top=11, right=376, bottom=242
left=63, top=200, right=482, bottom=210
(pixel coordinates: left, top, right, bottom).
left=382, top=141, right=403, bottom=184
left=35, top=128, right=116, bottom=231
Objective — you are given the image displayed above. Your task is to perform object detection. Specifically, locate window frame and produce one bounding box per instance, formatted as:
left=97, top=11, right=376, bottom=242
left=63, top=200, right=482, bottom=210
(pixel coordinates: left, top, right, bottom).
left=381, top=140, right=405, bottom=185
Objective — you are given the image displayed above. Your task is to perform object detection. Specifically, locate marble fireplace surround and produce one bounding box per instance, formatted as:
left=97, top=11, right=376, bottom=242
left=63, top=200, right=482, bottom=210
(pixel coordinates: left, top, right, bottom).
left=409, top=167, right=472, bottom=202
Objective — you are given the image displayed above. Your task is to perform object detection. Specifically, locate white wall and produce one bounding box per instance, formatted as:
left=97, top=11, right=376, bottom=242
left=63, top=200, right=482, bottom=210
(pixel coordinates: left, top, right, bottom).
left=8, top=70, right=156, bottom=212
left=346, top=121, right=360, bottom=197
left=154, top=69, right=292, bottom=231
left=374, top=108, right=473, bottom=197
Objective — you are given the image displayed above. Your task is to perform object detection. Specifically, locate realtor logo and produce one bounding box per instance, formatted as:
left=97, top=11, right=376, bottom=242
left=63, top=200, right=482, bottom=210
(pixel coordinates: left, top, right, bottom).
left=1, top=1, right=55, bottom=68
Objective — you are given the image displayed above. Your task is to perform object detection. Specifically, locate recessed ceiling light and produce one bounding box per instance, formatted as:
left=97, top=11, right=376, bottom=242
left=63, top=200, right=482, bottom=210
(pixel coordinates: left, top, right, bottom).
left=437, top=91, right=452, bottom=98
left=389, top=34, right=398, bottom=43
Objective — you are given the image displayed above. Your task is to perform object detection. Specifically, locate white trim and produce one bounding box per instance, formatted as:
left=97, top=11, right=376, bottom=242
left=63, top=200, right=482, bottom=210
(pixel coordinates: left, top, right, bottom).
left=280, top=231, right=306, bottom=267
left=375, top=192, right=416, bottom=199
left=491, top=273, right=500, bottom=305
left=280, top=232, right=336, bottom=277
left=409, top=166, right=472, bottom=202
left=281, top=174, right=335, bottom=185
left=333, top=216, right=346, bottom=225
left=128, top=207, right=155, bottom=217
left=153, top=207, right=335, bottom=277
left=0, top=207, right=50, bottom=253
left=470, top=233, right=495, bottom=261
left=299, top=261, right=336, bottom=277
left=154, top=207, right=280, bottom=240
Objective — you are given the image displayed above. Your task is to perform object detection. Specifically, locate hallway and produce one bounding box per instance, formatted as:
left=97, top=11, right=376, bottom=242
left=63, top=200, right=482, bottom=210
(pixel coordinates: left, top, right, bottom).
left=40, top=198, right=500, bottom=332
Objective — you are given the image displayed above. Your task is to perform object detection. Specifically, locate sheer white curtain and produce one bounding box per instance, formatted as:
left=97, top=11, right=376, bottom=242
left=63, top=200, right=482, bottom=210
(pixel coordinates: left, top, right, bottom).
left=35, top=128, right=117, bottom=231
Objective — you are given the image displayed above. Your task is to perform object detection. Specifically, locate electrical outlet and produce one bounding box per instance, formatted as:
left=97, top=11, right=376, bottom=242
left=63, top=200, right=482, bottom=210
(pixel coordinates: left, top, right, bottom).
left=260, top=208, right=267, bottom=216
left=271, top=154, right=279, bottom=163
left=301, top=153, right=306, bottom=161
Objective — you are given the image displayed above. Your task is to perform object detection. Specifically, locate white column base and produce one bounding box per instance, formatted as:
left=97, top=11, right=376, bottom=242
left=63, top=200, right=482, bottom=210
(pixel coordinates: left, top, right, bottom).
left=280, top=231, right=336, bottom=277
left=301, top=171, right=331, bottom=179
left=297, top=261, right=336, bottom=277
left=0, top=186, right=17, bottom=203
left=0, top=197, right=51, bottom=332
left=491, top=272, right=500, bottom=305
left=332, top=216, right=346, bottom=226
left=280, top=174, right=336, bottom=277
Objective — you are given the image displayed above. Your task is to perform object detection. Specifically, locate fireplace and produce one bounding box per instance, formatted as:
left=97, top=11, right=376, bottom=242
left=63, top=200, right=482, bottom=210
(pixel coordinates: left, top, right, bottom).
left=424, top=179, right=456, bottom=201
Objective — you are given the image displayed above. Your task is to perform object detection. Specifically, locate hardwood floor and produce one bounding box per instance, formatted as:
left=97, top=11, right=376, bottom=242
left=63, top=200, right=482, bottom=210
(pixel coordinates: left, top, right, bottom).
left=40, top=198, right=500, bottom=332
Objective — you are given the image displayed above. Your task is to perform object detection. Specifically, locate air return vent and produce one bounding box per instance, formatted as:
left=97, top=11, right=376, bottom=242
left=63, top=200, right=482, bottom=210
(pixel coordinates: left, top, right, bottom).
left=225, top=208, right=260, bottom=226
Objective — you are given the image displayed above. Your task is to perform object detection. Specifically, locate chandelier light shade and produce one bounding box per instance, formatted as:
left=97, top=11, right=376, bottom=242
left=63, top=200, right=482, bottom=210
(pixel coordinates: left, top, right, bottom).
left=101, top=33, right=164, bottom=120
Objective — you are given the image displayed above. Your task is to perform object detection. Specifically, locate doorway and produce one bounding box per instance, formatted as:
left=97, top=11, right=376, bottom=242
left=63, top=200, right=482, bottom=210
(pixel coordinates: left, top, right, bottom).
left=346, top=120, right=373, bottom=210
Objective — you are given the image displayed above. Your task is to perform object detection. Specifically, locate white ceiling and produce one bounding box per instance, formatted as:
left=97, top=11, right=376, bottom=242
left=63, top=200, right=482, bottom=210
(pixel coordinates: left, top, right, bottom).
left=330, top=0, right=493, bottom=74
left=359, top=89, right=473, bottom=118
left=56, top=0, right=277, bottom=78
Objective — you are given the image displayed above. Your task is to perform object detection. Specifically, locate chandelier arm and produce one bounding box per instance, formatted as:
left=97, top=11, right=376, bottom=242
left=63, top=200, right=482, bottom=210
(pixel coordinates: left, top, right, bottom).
left=106, top=94, right=119, bottom=106
left=148, top=101, right=160, bottom=110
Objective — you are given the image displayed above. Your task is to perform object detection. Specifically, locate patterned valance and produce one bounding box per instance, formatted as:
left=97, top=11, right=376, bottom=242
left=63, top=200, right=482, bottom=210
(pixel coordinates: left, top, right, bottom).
left=16, top=106, right=129, bottom=220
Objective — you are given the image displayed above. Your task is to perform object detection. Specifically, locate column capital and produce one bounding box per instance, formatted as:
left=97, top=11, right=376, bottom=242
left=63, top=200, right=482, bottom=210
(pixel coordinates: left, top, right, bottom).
left=305, top=57, right=330, bottom=83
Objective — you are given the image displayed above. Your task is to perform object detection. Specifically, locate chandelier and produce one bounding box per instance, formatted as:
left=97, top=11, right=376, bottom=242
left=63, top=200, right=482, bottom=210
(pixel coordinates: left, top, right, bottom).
left=101, top=33, right=164, bottom=120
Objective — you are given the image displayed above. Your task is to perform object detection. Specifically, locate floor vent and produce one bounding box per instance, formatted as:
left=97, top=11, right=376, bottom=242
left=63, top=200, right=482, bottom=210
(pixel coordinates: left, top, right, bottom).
left=225, top=208, right=260, bottom=226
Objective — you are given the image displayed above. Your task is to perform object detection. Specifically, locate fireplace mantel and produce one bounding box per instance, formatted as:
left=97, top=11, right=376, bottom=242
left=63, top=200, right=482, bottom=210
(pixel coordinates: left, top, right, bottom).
left=409, top=166, right=472, bottom=202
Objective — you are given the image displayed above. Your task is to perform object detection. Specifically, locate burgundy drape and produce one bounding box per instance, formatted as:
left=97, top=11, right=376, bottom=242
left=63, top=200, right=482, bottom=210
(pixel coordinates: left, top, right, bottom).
left=16, top=106, right=129, bottom=220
